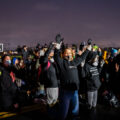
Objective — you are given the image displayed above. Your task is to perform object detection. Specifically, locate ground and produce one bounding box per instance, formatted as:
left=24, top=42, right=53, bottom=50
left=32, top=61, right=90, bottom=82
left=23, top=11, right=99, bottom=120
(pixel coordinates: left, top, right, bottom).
left=0, top=103, right=120, bottom=120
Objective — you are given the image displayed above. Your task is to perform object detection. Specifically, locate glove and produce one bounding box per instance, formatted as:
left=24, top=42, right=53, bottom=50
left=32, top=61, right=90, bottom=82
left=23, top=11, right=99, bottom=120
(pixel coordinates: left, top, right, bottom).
left=56, top=34, right=62, bottom=43
left=55, top=34, right=64, bottom=44
left=81, top=60, right=85, bottom=67
left=54, top=41, right=62, bottom=50
left=55, top=42, right=62, bottom=50
left=87, top=38, right=92, bottom=45
left=79, top=42, right=86, bottom=51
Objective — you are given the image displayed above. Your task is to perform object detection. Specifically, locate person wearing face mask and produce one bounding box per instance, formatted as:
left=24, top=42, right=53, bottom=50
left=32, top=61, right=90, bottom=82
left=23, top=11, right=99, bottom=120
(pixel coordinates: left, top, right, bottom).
left=0, top=55, right=19, bottom=110
left=81, top=51, right=102, bottom=110
left=63, top=48, right=73, bottom=61
left=39, top=43, right=59, bottom=108
left=12, top=57, right=20, bottom=70
left=38, top=43, right=59, bottom=119
left=54, top=41, right=91, bottom=120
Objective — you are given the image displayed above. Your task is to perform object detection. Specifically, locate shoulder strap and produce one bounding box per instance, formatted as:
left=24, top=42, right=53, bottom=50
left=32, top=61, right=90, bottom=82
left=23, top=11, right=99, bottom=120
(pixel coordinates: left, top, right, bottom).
left=47, top=61, right=51, bottom=70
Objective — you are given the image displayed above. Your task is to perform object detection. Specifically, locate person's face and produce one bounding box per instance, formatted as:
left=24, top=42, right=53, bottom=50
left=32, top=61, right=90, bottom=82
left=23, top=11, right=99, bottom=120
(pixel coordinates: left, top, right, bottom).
left=19, top=60, right=24, bottom=67
left=3, top=56, right=11, bottom=67
left=63, top=49, right=73, bottom=61
left=48, top=51, right=54, bottom=59
left=36, top=51, right=40, bottom=57
left=24, top=47, right=27, bottom=51
left=15, top=59, right=19, bottom=65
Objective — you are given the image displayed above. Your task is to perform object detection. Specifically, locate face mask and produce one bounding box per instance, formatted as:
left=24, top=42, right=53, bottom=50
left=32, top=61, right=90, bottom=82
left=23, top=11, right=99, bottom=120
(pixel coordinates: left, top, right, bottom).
left=65, top=55, right=72, bottom=61
left=50, top=58, right=54, bottom=63
left=40, top=50, right=45, bottom=56
left=5, top=60, right=11, bottom=66
left=92, top=61, right=98, bottom=66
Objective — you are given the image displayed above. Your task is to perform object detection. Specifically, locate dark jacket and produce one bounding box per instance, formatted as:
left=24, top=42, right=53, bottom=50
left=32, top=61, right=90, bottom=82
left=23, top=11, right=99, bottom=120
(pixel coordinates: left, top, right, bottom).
left=40, top=45, right=58, bottom=88
left=81, top=63, right=101, bottom=91
left=0, top=65, right=18, bottom=109
left=22, top=49, right=29, bottom=63
left=54, top=49, right=89, bottom=91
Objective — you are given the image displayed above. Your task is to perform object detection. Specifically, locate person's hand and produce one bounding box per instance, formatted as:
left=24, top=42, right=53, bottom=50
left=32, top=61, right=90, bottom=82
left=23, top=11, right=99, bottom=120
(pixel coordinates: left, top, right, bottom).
left=54, top=42, right=62, bottom=50
left=98, top=48, right=102, bottom=52
left=55, top=34, right=61, bottom=43
left=79, top=42, right=86, bottom=51
left=78, top=50, right=83, bottom=56
left=55, top=34, right=64, bottom=44
left=87, top=38, right=92, bottom=45
left=81, top=60, right=85, bottom=67
left=115, top=63, right=119, bottom=72
left=92, top=47, right=96, bottom=52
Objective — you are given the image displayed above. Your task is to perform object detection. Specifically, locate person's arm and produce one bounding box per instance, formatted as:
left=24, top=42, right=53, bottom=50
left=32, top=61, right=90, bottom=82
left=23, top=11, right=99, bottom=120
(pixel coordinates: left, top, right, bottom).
left=70, top=49, right=89, bottom=66
left=81, top=65, right=89, bottom=78
left=98, top=59, right=105, bottom=74
left=43, top=43, right=54, bottom=64
left=54, top=49, right=63, bottom=65
left=70, top=45, right=92, bottom=66
left=54, top=42, right=63, bottom=66
left=115, top=63, right=119, bottom=73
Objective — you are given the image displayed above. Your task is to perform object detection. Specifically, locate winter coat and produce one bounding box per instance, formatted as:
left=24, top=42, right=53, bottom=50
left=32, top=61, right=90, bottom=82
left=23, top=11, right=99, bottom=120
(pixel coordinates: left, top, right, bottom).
left=0, top=65, right=18, bottom=109
left=81, top=63, right=101, bottom=91
left=54, top=49, right=89, bottom=91
left=39, top=45, right=58, bottom=88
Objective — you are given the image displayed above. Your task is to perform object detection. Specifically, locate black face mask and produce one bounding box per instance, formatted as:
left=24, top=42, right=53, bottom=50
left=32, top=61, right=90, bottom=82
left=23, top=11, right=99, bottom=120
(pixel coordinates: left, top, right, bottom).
left=64, top=55, right=72, bottom=61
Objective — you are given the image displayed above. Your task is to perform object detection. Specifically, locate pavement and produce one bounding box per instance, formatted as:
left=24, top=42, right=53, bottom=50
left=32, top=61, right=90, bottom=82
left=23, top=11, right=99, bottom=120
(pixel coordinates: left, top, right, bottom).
left=1, top=103, right=120, bottom=120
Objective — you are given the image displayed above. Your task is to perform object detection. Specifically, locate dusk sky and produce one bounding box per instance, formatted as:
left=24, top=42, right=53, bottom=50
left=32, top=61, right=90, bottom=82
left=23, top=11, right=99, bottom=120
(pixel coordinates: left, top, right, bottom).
left=0, top=0, right=120, bottom=48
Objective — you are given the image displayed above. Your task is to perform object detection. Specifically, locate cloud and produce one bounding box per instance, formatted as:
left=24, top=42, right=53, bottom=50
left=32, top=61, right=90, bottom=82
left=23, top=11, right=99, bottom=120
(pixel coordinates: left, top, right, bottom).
left=34, top=2, right=60, bottom=11
left=0, top=0, right=120, bottom=48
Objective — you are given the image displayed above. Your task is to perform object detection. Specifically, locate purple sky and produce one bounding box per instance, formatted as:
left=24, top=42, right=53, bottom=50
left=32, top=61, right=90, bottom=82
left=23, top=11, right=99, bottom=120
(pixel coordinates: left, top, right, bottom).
left=0, top=0, right=120, bottom=48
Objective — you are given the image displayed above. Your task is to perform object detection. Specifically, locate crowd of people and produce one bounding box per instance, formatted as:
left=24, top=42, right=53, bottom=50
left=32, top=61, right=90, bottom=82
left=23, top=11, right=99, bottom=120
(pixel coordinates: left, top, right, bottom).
left=0, top=34, right=120, bottom=120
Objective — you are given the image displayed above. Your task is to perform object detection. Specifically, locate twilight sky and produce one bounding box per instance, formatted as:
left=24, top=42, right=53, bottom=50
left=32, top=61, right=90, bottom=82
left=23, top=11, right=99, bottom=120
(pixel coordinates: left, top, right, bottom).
left=0, top=0, right=120, bottom=48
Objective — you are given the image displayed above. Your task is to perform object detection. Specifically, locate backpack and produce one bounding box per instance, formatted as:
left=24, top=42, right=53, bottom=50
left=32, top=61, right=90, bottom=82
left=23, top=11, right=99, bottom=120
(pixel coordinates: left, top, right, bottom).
left=38, top=61, right=51, bottom=83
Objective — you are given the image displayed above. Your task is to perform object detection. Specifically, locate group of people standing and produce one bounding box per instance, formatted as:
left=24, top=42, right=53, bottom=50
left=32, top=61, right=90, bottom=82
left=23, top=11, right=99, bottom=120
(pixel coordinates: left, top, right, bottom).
left=0, top=36, right=120, bottom=120
left=37, top=37, right=103, bottom=120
